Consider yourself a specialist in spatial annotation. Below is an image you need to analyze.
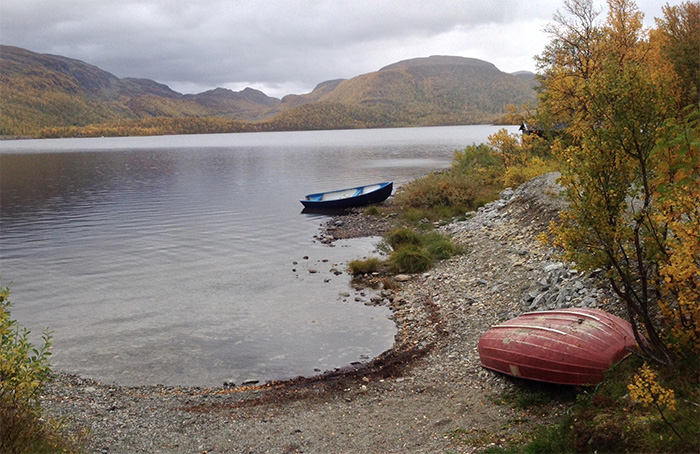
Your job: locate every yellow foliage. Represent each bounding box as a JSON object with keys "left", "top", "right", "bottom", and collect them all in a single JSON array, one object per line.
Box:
[
  {"left": 653, "top": 112, "right": 700, "bottom": 355},
  {"left": 628, "top": 363, "right": 677, "bottom": 412},
  {"left": 539, "top": 0, "right": 698, "bottom": 365}
]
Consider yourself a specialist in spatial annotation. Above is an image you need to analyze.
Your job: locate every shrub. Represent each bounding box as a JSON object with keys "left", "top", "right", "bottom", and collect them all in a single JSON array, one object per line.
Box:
[
  {"left": 394, "top": 143, "right": 506, "bottom": 222},
  {"left": 0, "top": 283, "right": 81, "bottom": 453},
  {"left": 503, "top": 156, "right": 558, "bottom": 188}
]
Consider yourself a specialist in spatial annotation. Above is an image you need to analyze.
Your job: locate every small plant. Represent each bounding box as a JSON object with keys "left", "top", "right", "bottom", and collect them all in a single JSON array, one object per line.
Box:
[
  {"left": 0, "top": 282, "right": 82, "bottom": 453},
  {"left": 422, "top": 231, "right": 461, "bottom": 259},
  {"left": 377, "top": 228, "right": 462, "bottom": 274},
  {"left": 364, "top": 205, "right": 380, "bottom": 216},
  {"left": 347, "top": 257, "right": 382, "bottom": 276},
  {"left": 385, "top": 228, "right": 422, "bottom": 249},
  {"left": 389, "top": 244, "right": 434, "bottom": 273}
]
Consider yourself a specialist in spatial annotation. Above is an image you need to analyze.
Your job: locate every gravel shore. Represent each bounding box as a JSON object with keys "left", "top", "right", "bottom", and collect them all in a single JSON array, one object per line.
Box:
[{"left": 41, "top": 172, "right": 622, "bottom": 453}]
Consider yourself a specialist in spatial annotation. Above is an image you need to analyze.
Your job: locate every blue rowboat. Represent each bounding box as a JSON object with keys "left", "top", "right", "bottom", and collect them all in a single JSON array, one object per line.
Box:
[{"left": 301, "top": 182, "right": 393, "bottom": 209}]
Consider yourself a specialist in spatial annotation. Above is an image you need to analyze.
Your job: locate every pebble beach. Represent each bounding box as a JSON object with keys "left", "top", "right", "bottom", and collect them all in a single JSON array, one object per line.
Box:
[{"left": 41, "top": 172, "right": 625, "bottom": 453}]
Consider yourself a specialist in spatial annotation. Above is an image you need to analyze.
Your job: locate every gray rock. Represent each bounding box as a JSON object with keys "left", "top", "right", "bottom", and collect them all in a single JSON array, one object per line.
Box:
[
  {"left": 581, "top": 296, "right": 597, "bottom": 307},
  {"left": 544, "top": 262, "right": 564, "bottom": 273},
  {"left": 499, "top": 188, "right": 515, "bottom": 200}
]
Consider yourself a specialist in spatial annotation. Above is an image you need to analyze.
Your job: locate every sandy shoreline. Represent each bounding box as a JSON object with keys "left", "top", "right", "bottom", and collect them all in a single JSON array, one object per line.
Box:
[{"left": 41, "top": 173, "right": 620, "bottom": 453}]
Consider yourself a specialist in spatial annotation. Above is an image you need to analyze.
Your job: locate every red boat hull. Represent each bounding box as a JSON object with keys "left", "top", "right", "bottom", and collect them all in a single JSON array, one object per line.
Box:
[{"left": 478, "top": 308, "right": 636, "bottom": 385}]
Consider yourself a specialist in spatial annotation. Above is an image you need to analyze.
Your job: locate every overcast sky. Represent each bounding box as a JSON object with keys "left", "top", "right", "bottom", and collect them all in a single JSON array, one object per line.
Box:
[{"left": 1, "top": 0, "right": 672, "bottom": 98}]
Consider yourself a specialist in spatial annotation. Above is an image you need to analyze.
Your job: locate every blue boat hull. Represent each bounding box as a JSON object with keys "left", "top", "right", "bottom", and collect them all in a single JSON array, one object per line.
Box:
[{"left": 301, "top": 182, "right": 393, "bottom": 209}]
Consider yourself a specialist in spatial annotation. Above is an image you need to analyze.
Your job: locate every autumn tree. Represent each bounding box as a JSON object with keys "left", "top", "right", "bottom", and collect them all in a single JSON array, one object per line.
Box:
[
  {"left": 653, "top": 1, "right": 700, "bottom": 109},
  {"left": 538, "top": 0, "right": 699, "bottom": 365}
]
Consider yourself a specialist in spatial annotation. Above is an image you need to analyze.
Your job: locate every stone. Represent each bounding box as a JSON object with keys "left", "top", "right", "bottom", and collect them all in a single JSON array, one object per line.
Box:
[
  {"left": 544, "top": 262, "right": 564, "bottom": 273},
  {"left": 499, "top": 188, "right": 515, "bottom": 200},
  {"left": 581, "top": 296, "right": 597, "bottom": 307},
  {"left": 531, "top": 293, "right": 547, "bottom": 309},
  {"left": 395, "top": 274, "right": 411, "bottom": 282}
]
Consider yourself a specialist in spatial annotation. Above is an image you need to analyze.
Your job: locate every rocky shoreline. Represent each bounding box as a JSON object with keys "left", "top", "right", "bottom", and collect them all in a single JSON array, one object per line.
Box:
[{"left": 41, "top": 172, "right": 623, "bottom": 453}]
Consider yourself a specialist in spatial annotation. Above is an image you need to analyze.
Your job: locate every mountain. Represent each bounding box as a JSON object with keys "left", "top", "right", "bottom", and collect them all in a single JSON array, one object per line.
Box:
[
  {"left": 0, "top": 45, "right": 279, "bottom": 136},
  {"left": 277, "top": 79, "right": 346, "bottom": 110},
  {"left": 184, "top": 87, "right": 279, "bottom": 120},
  {"left": 269, "top": 56, "right": 537, "bottom": 129},
  {"left": 511, "top": 70, "right": 538, "bottom": 89},
  {"left": 0, "top": 46, "right": 536, "bottom": 137}
]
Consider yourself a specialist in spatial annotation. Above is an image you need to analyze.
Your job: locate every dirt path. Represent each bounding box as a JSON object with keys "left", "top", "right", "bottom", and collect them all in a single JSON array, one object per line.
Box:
[{"left": 42, "top": 173, "right": 602, "bottom": 453}]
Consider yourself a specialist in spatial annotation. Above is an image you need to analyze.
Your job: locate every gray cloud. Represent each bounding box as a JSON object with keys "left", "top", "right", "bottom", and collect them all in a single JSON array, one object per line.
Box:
[{"left": 1, "top": 0, "right": 671, "bottom": 97}]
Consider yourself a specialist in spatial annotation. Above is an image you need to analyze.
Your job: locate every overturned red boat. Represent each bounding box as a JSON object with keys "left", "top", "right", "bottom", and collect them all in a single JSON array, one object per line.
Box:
[{"left": 478, "top": 308, "right": 636, "bottom": 386}]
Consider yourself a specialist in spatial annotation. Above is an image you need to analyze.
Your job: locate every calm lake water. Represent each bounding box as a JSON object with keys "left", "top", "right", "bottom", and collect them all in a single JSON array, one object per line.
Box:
[{"left": 0, "top": 125, "right": 515, "bottom": 387}]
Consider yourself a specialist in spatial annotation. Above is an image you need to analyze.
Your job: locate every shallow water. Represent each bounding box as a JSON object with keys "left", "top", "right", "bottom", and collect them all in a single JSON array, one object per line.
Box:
[{"left": 0, "top": 125, "right": 515, "bottom": 386}]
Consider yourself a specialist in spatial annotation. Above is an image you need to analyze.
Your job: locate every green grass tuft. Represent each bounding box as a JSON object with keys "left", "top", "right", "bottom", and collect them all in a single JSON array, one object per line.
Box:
[
  {"left": 385, "top": 228, "right": 422, "bottom": 249},
  {"left": 347, "top": 257, "right": 382, "bottom": 276},
  {"left": 389, "top": 244, "right": 434, "bottom": 273}
]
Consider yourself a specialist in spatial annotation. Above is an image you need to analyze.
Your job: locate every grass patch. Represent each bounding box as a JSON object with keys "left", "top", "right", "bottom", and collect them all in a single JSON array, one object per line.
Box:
[
  {"left": 349, "top": 229, "right": 462, "bottom": 277},
  {"left": 385, "top": 228, "right": 422, "bottom": 249},
  {"left": 392, "top": 137, "right": 559, "bottom": 226},
  {"left": 384, "top": 228, "right": 461, "bottom": 273},
  {"left": 485, "top": 356, "right": 700, "bottom": 454},
  {"left": 364, "top": 205, "right": 381, "bottom": 216},
  {"left": 347, "top": 257, "right": 383, "bottom": 276},
  {"left": 422, "top": 231, "right": 461, "bottom": 259},
  {"left": 389, "top": 244, "right": 434, "bottom": 273}
]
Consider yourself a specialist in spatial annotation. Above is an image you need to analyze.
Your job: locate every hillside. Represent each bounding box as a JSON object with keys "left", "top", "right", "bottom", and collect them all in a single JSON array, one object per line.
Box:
[
  {"left": 0, "top": 46, "right": 536, "bottom": 137},
  {"left": 274, "top": 56, "right": 537, "bottom": 128},
  {"left": 0, "top": 45, "right": 279, "bottom": 136}
]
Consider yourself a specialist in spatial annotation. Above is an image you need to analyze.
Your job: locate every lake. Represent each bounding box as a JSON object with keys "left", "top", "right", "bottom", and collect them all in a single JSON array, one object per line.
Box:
[{"left": 0, "top": 125, "right": 516, "bottom": 387}]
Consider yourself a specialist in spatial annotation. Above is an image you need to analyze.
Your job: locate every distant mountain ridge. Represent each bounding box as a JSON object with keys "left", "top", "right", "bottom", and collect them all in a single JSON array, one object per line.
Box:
[
  {"left": 379, "top": 55, "right": 497, "bottom": 71},
  {"left": 0, "top": 45, "right": 536, "bottom": 137}
]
